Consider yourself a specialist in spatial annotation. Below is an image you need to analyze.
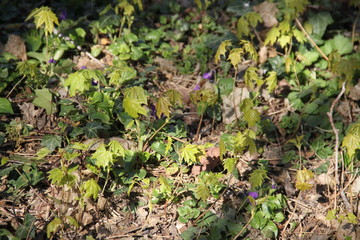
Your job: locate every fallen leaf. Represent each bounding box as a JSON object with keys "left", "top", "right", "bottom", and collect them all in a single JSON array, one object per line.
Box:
[
  {"left": 4, "top": 34, "right": 27, "bottom": 61},
  {"left": 222, "top": 87, "right": 250, "bottom": 124},
  {"left": 253, "top": 1, "right": 279, "bottom": 28}
]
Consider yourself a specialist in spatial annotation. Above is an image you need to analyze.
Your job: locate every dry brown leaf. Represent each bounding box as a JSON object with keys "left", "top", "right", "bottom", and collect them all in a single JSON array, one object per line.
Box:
[
  {"left": 191, "top": 147, "right": 221, "bottom": 175},
  {"left": 349, "top": 80, "right": 360, "bottom": 100},
  {"left": 259, "top": 46, "right": 268, "bottom": 64},
  {"left": 253, "top": 1, "right": 279, "bottom": 28},
  {"left": 222, "top": 87, "right": 249, "bottom": 124},
  {"left": 3, "top": 34, "right": 27, "bottom": 61}
]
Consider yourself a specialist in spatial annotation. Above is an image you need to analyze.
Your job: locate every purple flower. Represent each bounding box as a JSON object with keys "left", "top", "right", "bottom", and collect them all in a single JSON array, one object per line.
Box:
[
  {"left": 193, "top": 84, "right": 201, "bottom": 91},
  {"left": 48, "top": 58, "right": 56, "bottom": 64},
  {"left": 248, "top": 191, "right": 259, "bottom": 199},
  {"left": 202, "top": 71, "right": 212, "bottom": 79},
  {"left": 80, "top": 66, "right": 87, "bottom": 69},
  {"left": 271, "top": 184, "right": 277, "bottom": 189},
  {"left": 58, "top": 9, "right": 67, "bottom": 20},
  {"left": 91, "top": 79, "right": 98, "bottom": 86}
]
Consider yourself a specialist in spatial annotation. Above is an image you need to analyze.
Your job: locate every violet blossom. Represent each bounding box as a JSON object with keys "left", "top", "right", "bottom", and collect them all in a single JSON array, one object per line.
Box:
[{"left": 248, "top": 191, "right": 259, "bottom": 199}]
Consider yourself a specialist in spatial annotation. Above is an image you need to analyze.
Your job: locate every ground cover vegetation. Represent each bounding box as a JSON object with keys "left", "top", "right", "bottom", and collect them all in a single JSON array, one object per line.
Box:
[{"left": 0, "top": 0, "right": 359, "bottom": 239}]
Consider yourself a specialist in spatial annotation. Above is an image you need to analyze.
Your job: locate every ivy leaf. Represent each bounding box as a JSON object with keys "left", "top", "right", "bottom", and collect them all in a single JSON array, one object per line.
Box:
[
  {"left": 156, "top": 96, "right": 172, "bottom": 118},
  {"left": 295, "top": 168, "right": 314, "bottom": 191},
  {"left": 26, "top": 7, "right": 59, "bottom": 36},
  {"left": 165, "top": 89, "right": 183, "bottom": 107},
  {"left": 265, "top": 71, "right": 277, "bottom": 93},
  {"left": 83, "top": 122, "right": 105, "bottom": 138},
  {"left": 46, "top": 217, "right": 62, "bottom": 238},
  {"left": 41, "top": 135, "right": 62, "bottom": 152},
  {"left": 0, "top": 98, "right": 14, "bottom": 114},
  {"left": 123, "top": 98, "right": 148, "bottom": 118},
  {"left": 214, "top": 40, "right": 232, "bottom": 64},
  {"left": 81, "top": 179, "right": 101, "bottom": 200},
  {"left": 179, "top": 144, "right": 204, "bottom": 165},
  {"left": 265, "top": 27, "right": 280, "bottom": 46},
  {"left": 332, "top": 35, "right": 353, "bottom": 55},
  {"left": 33, "top": 89, "right": 57, "bottom": 114},
  {"left": 249, "top": 169, "right": 268, "bottom": 189},
  {"left": 308, "top": 12, "right": 334, "bottom": 39},
  {"left": 92, "top": 145, "right": 113, "bottom": 170},
  {"left": 228, "top": 48, "right": 243, "bottom": 70}
]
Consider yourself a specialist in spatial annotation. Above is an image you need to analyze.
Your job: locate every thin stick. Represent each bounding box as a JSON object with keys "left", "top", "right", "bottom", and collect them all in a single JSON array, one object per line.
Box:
[
  {"left": 6, "top": 75, "right": 26, "bottom": 98},
  {"left": 326, "top": 81, "right": 346, "bottom": 210},
  {"left": 295, "top": 18, "right": 329, "bottom": 61}
]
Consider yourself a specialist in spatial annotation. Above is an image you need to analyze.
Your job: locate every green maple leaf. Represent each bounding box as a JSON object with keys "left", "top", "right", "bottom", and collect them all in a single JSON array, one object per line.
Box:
[
  {"left": 124, "top": 86, "right": 148, "bottom": 104},
  {"left": 81, "top": 179, "right": 101, "bottom": 200},
  {"left": 285, "top": 0, "right": 309, "bottom": 15},
  {"left": 293, "top": 28, "right": 306, "bottom": 43},
  {"left": 92, "top": 145, "right": 113, "bottom": 170},
  {"left": 265, "top": 71, "right": 277, "bottom": 92},
  {"left": 249, "top": 169, "right": 268, "bottom": 189},
  {"left": 46, "top": 217, "right": 62, "bottom": 238},
  {"left": 165, "top": 89, "right": 183, "bottom": 107},
  {"left": 214, "top": 40, "right": 232, "bottom": 64},
  {"left": 48, "top": 168, "right": 65, "bottom": 186},
  {"left": 265, "top": 27, "right": 280, "bottom": 46},
  {"left": 241, "top": 40, "right": 258, "bottom": 61},
  {"left": 342, "top": 133, "right": 360, "bottom": 158},
  {"left": 295, "top": 168, "right": 314, "bottom": 191},
  {"left": 246, "top": 12, "right": 263, "bottom": 27},
  {"left": 26, "top": 6, "right": 59, "bottom": 36},
  {"left": 123, "top": 98, "right": 148, "bottom": 118},
  {"left": 108, "top": 140, "right": 126, "bottom": 157},
  {"left": 108, "top": 66, "right": 136, "bottom": 87},
  {"left": 237, "top": 17, "right": 250, "bottom": 37},
  {"left": 33, "top": 89, "right": 57, "bottom": 114},
  {"left": 244, "top": 67, "right": 260, "bottom": 89},
  {"left": 41, "top": 134, "right": 62, "bottom": 152},
  {"left": 228, "top": 48, "right": 243, "bottom": 69},
  {"left": 195, "top": 181, "right": 210, "bottom": 201},
  {"left": 179, "top": 144, "right": 204, "bottom": 165},
  {"left": 159, "top": 176, "right": 172, "bottom": 195},
  {"left": 64, "top": 71, "right": 91, "bottom": 97},
  {"left": 277, "top": 35, "right": 292, "bottom": 48},
  {"left": 279, "top": 20, "right": 291, "bottom": 33},
  {"left": 223, "top": 158, "right": 236, "bottom": 174},
  {"left": 244, "top": 108, "right": 260, "bottom": 127},
  {"left": 156, "top": 96, "right": 172, "bottom": 118}
]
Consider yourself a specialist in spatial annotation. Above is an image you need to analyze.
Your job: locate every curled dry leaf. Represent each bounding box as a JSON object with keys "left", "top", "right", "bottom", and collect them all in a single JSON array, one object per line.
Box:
[
  {"left": 253, "top": 1, "right": 279, "bottom": 28},
  {"left": 191, "top": 147, "right": 221, "bottom": 175},
  {"left": 4, "top": 34, "right": 27, "bottom": 61}
]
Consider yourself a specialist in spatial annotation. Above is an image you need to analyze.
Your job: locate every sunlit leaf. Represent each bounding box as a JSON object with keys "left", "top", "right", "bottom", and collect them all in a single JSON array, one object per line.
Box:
[
  {"left": 214, "top": 40, "right": 232, "bottom": 64},
  {"left": 244, "top": 108, "right": 260, "bottom": 127},
  {"left": 293, "top": 29, "right": 306, "bottom": 43},
  {"left": 265, "top": 27, "right": 280, "bottom": 46},
  {"left": 228, "top": 48, "right": 243, "bottom": 69},
  {"left": 249, "top": 169, "right": 268, "bottom": 189},
  {"left": 246, "top": 12, "right": 263, "bottom": 27},
  {"left": 277, "top": 35, "right": 292, "bottom": 48},
  {"left": 165, "top": 89, "right": 183, "bottom": 107},
  {"left": 81, "top": 179, "right": 101, "bottom": 200},
  {"left": 237, "top": 17, "right": 250, "bottom": 38},
  {"left": 241, "top": 40, "right": 258, "bottom": 61},
  {"left": 265, "top": 71, "right": 277, "bottom": 92},
  {"left": 179, "top": 144, "right": 204, "bottom": 165},
  {"left": 92, "top": 145, "right": 113, "bottom": 170},
  {"left": 108, "top": 140, "right": 126, "bottom": 157},
  {"left": 156, "top": 96, "right": 172, "bottom": 118},
  {"left": 26, "top": 7, "right": 59, "bottom": 36},
  {"left": 295, "top": 168, "right": 314, "bottom": 191},
  {"left": 223, "top": 158, "right": 236, "bottom": 174},
  {"left": 244, "top": 67, "right": 260, "bottom": 89},
  {"left": 195, "top": 181, "right": 210, "bottom": 201},
  {"left": 64, "top": 71, "right": 91, "bottom": 97},
  {"left": 46, "top": 217, "right": 62, "bottom": 238},
  {"left": 123, "top": 98, "right": 148, "bottom": 118},
  {"left": 33, "top": 89, "right": 57, "bottom": 114}
]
